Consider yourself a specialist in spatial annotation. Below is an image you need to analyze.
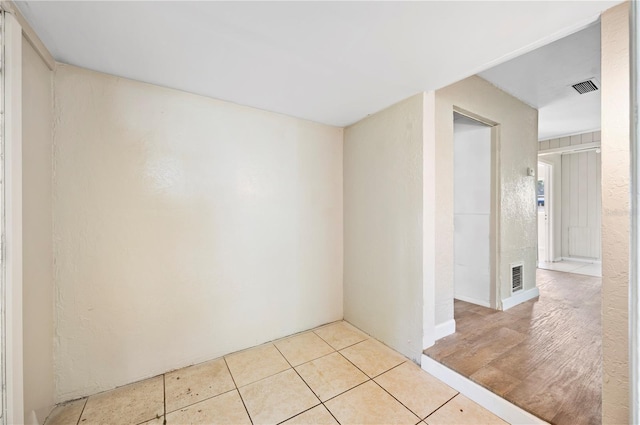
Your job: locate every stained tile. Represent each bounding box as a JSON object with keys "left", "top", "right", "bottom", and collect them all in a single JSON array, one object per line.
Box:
[
  {"left": 295, "top": 352, "right": 368, "bottom": 401},
  {"left": 324, "top": 380, "right": 419, "bottom": 425},
  {"left": 313, "top": 321, "right": 368, "bottom": 350},
  {"left": 469, "top": 365, "right": 521, "bottom": 396},
  {"left": 45, "top": 398, "right": 86, "bottom": 425},
  {"left": 274, "top": 332, "right": 335, "bottom": 366},
  {"left": 79, "top": 376, "right": 164, "bottom": 425},
  {"left": 424, "top": 394, "right": 508, "bottom": 425},
  {"left": 281, "top": 405, "right": 339, "bottom": 425},
  {"left": 225, "top": 343, "right": 290, "bottom": 387},
  {"left": 165, "top": 357, "right": 235, "bottom": 412},
  {"left": 165, "top": 390, "right": 251, "bottom": 425},
  {"left": 238, "top": 369, "right": 320, "bottom": 424},
  {"left": 140, "top": 417, "right": 164, "bottom": 425},
  {"left": 375, "top": 362, "right": 458, "bottom": 419},
  {"left": 339, "top": 339, "right": 406, "bottom": 377}
]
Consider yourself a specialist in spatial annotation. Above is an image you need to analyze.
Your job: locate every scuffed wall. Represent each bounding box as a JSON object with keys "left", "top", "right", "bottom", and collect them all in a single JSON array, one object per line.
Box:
[
  {"left": 343, "top": 93, "right": 424, "bottom": 362},
  {"left": 601, "top": 2, "right": 630, "bottom": 422},
  {"left": 22, "top": 36, "right": 54, "bottom": 423},
  {"left": 53, "top": 64, "right": 343, "bottom": 401},
  {"left": 434, "top": 76, "right": 538, "bottom": 325}
]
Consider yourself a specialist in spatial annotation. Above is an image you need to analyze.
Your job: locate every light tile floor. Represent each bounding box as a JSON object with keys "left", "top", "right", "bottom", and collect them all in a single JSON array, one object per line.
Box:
[
  {"left": 537, "top": 260, "right": 601, "bottom": 277},
  {"left": 45, "top": 321, "right": 508, "bottom": 425}
]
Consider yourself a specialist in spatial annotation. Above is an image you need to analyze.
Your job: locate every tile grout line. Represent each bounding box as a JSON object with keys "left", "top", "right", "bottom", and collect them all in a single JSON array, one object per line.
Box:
[
  {"left": 321, "top": 378, "right": 372, "bottom": 404},
  {"left": 164, "top": 387, "right": 238, "bottom": 416},
  {"left": 223, "top": 357, "right": 254, "bottom": 425},
  {"left": 312, "top": 331, "right": 369, "bottom": 352},
  {"left": 74, "top": 397, "right": 89, "bottom": 425},
  {"left": 271, "top": 344, "right": 326, "bottom": 424},
  {"left": 423, "top": 393, "right": 460, "bottom": 421},
  {"left": 370, "top": 370, "right": 422, "bottom": 423}
]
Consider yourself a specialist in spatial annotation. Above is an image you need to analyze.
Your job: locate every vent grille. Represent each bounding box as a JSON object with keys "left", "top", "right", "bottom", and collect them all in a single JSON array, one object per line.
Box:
[
  {"left": 511, "top": 263, "right": 523, "bottom": 293},
  {"left": 572, "top": 80, "right": 599, "bottom": 94}
]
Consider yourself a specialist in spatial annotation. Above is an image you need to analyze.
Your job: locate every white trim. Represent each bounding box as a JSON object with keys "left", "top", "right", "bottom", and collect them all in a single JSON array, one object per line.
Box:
[
  {"left": 538, "top": 141, "right": 601, "bottom": 156},
  {"left": 421, "top": 355, "right": 549, "bottom": 425},
  {"left": 434, "top": 319, "right": 456, "bottom": 340},
  {"left": 502, "top": 287, "right": 539, "bottom": 311},
  {"left": 537, "top": 128, "right": 601, "bottom": 142},
  {"left": 4, "top": 12, "right": 23, "bottom": 425},
  {"left": 422, "top": 91, "right": 437, "bottom": 351},
  {"left": 453, "top": 295, "right": 490, "bottom": 308},
  {"left": 0, "top": 1, "right": 54, "bottom": 71},
  {"left": 630, "top": 2, "right": 639, "bottom": 423},
  {"left": 537, "top": 161, "right": 553, "bottom": 263},
  {"left": 560, "top": 257, "right": 601, "bottom": 264}
]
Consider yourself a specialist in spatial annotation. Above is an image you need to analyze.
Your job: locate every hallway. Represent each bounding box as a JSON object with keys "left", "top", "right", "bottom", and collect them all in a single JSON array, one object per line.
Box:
[{"left": 424, "top": 269, "right": 601, "bottom": 424}]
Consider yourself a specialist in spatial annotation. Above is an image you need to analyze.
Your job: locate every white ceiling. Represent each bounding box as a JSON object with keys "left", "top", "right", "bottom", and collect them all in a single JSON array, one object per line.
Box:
[
  {"left": 17, "top": 1, "right": 620, "bottom": 128},
  {"left": 480, "top": 22, "right": 602, "bottom": 140}
]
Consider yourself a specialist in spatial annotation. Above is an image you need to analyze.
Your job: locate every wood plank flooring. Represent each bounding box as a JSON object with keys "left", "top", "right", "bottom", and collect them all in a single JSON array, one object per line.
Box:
[{"left": 424, "top": 269, "right": 601, "bottom": 425}]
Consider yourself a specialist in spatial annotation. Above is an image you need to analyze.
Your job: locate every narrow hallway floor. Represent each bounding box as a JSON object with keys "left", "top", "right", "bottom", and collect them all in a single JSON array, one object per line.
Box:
[
  {"left": 537, "top": 260, "right": 601, "bottom": 277},
  {"left": 424, "top": 269, "right": 601, "bottom": 425},
  {"left": 46, "top": 321, "right": 508, "bottom": 425}
]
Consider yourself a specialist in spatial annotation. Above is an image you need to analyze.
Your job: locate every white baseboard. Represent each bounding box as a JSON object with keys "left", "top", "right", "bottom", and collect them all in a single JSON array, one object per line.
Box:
[
  {"left": 434, "top": 319, "right": 456, "bottom": 340},
  {"left": 421, "top": 355, "right": 548, "bottom": 424},
  {"left": 560, "top": 257, "right": 601, "bottom": 264},
  {"left": 502, "top": 287, "right": 539, "bottom": 311},
  {"left": 453, "top": 295, "right": 491, "bottom": 308}
]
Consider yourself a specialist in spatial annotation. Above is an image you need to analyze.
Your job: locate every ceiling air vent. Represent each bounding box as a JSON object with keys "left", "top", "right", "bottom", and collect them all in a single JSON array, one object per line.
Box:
[{"left": 572, "top": 80, "right": 599, "bottom": 94}]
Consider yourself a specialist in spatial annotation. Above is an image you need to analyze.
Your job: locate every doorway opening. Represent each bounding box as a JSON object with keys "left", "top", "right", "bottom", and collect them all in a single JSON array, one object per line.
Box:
[
  {"left": 537, "top": 161, "right": 552, "bottom": 264},
  {"left": 453, "top": 111, "right": 497, "bottom": 309}
]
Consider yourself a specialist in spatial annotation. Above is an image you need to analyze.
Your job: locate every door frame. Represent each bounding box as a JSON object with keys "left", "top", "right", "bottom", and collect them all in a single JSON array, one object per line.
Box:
[
  {"left": 537, "top": 160, "right": 553, "bottom": 263},
  {"left": 4, "top": 11, "right": 23, "bottom": 425}
]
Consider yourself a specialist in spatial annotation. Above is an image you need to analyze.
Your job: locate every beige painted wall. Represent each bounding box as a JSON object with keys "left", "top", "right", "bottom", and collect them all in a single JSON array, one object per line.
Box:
[
  {"left": 22, "top": 37, "right": 54, "bottom": 423},
  {"left": 343, "top": 93, "right": 424, "bottom": 362},
  {"left": 53, "top": 64, "right": 344, "bottom": 401},
  {"left": 601, "top": 2, "right": 630, "bottom": 422},
  {"left": 434, "top": 76, "right": 538, "bottom": 325}
]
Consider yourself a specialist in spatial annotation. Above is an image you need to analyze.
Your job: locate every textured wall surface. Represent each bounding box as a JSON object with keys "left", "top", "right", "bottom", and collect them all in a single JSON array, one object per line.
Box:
[
  {"left": 601, "top": 2, "right": 630, "bottom": 422},
  {"left": 434, "top": 76, "right": 538, "bottom": 325},
  {"left": 53, "top": 64, "right": 344, "bottom": 401},
  {"left": 343, "top": 93, "right": 424, "bottom": 362},
  {"left": 22, "top": 36, "right": 54, "bottom": 422}
]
